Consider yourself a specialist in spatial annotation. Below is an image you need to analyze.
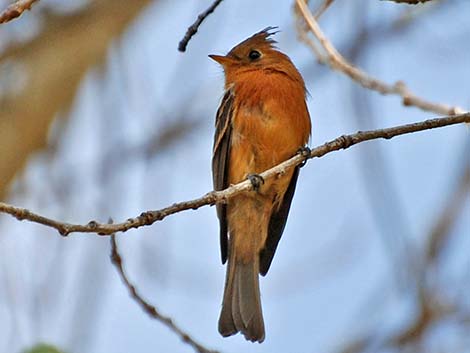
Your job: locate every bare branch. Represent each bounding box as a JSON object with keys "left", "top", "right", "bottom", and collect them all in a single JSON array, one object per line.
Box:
[
  {"left": 110, "top": 235, "right": 219, "bottom": 353},
  {"left": 295, "top": 0, "right": 465, "bottom": 116},
  {"left": 178, "top": 0, "right": 224, "bottom": 52},
  {"left": 0, "top": 0, "right": 38, "bottom": 24},
  {"left": 0, "top": 113, "right": 468, "bottom": 236}
]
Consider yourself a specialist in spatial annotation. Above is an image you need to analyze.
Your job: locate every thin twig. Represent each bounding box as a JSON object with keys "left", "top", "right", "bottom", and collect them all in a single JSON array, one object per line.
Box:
[
  {"left": 178, "top": 0, "right": 224, "bottom": 52},
  {"left": 0, "top": 112, "right": 469, "bottom": 236},
  {"left": 295, "top": 0, "right": 465, "bottom": 116},
  {"left": 110, "top": 235, "right": 220, "bottom": 353},
  {"left": 0, "top": 0, "right": 39, "bottom": 24}
]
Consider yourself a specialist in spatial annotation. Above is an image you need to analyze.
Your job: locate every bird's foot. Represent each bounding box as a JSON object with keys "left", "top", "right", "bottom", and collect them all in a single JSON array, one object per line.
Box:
[
  {"left": 297, "top": 146, "right": 311, "bottom": 168},
  {"left": 247, "top": 173, "right": 264, "bottom": 191}
]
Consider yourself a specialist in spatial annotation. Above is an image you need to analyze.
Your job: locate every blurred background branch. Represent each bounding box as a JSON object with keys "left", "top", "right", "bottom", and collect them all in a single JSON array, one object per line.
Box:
[
  {"left": 294, "top": 0, "right": 466, "bottom": 115},
  {"left": 0, "top": 0, "right": 152, "bottom": 200}
]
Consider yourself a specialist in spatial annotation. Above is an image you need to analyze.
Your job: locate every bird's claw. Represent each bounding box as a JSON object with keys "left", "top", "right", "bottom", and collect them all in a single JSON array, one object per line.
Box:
[
  {"left": 247, "top": 173, "right": 264, "bottom": 191},
  {"left": 297, "top": 146, "right": 311, "bottom": 168}
]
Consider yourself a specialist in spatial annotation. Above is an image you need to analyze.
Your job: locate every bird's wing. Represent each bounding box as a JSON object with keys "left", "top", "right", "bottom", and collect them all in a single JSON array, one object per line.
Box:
[
  {"left": 259, "top": 166, "right": 300, "bottom": 276},
  {"left": 212, "top": 88, "right": 235, "bottom": 264}
]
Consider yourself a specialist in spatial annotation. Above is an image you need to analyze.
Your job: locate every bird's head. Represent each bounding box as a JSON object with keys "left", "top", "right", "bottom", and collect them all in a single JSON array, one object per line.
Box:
[{"left": 209, "top": 27, "right": 300, "bottom": 81}]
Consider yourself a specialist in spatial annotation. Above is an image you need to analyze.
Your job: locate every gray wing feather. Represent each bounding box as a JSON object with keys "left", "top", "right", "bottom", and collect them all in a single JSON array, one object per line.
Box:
[
  {"left": 212, "top": 89, "right": 235, "bottom": 264},
  {"left": 259, "top": 166, "right": 300, "bottom": 276}
]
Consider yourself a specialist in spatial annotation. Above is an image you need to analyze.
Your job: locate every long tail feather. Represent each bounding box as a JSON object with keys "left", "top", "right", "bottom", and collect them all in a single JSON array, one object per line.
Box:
[{"left": 218, "top": 251, "right": 265, "bottom": 342}]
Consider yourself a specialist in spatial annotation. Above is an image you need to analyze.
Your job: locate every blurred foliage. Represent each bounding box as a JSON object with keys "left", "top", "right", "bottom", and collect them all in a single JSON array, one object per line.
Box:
[
  {"left": 0, "top": 0, "right": 151, "bottom": 200},
  {"left": 22, "top": 343, "right": 65, "bottom": 353}
]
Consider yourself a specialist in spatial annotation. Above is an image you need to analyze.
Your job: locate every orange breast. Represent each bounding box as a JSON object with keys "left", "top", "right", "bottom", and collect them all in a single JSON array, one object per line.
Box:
[{"left": 228, "top": 69, "right": 311, "bottom": 185}]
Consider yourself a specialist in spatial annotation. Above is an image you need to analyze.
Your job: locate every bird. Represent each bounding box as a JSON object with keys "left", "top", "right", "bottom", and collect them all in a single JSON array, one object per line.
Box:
[{"left": 209, "top": 27, "right": 312, "bottom": 343}]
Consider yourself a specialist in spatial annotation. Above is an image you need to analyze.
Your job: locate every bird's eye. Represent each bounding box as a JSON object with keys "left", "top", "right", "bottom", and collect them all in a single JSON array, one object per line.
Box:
[{"left": 248, "top": 50, "right": 261, "bottom": 60}]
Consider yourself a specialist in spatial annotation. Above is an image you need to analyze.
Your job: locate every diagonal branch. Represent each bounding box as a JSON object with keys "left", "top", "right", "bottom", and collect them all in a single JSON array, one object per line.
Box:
[
  {"left": 0, "top": 0, "right": 39, "bottom": 24},
  {"left": 295, "top": 0, "right": 465, "bottom": 116},
  {"left": 110, "top": 235, "right": 220, "bottom": 353},
  {"left": 178, "top": 0, "right": 224, "bottom": 52},
  {"left": 0, "top": 113, "right": 469, "bottom": 236}
]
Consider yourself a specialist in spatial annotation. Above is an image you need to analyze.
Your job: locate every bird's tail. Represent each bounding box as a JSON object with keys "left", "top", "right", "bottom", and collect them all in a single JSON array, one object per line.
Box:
[{"left": 218, "top": 248, "right": 265, "bottom": 343}]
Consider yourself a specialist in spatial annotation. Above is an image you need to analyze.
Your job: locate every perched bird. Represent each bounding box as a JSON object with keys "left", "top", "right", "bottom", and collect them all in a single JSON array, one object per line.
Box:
[{"left": 209, "top": 27, "right": 311, "bottom": 343}]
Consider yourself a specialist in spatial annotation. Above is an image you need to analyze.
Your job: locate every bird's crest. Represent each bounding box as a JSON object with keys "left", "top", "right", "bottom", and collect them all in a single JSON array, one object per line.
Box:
[
  {"left": 229, "top": 26, "right": 279, "bottom": 55},
  {"left": 246, "top": 26, "right": 279, "bottom": 47}
]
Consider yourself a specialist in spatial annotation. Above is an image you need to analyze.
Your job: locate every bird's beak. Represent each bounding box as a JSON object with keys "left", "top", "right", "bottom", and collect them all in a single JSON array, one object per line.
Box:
[{"left": 209, "top": 54, "right": 234, "bottom": 66}]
